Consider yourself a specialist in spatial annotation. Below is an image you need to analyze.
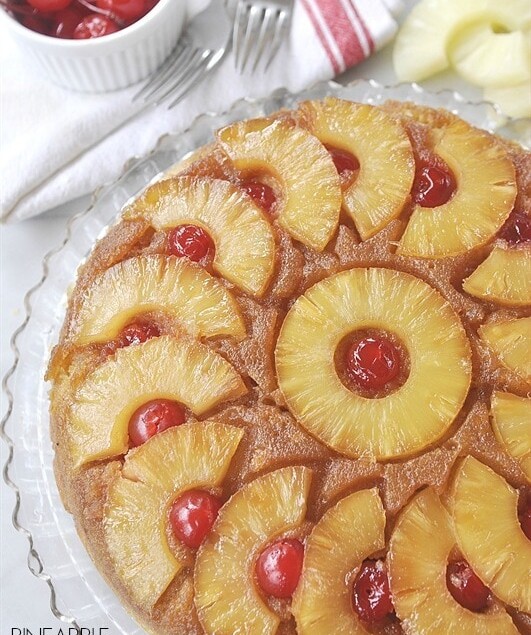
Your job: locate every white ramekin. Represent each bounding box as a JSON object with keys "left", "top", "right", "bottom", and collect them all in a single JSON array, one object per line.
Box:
[{"left": 0, "top": 0, "right": 187, "bottom": 92}]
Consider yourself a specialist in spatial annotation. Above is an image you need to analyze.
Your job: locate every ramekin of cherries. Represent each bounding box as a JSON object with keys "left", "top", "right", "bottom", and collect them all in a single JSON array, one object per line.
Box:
[{"left": 0, "top": 0, "right": 187, "bottom": 91}]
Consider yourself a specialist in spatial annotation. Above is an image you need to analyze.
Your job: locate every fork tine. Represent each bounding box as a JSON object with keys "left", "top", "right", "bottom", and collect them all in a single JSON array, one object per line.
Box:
[
  {"left": 263, "top": 8, "right": 288, "bottom": 71},
  {"left": 232, "top": 0, "right": 246, "bottom": 71},
  {"left": 140, "top": 45, "right": 197, "bottom": 103},
  {"left": 167, "top": 50, "right": 216, "bottom": 109},
  {"left": 236, "top": 4, "right": 263, "bottom": 73},
  {"left": 133, "top": 38, "right": 189, "bottom": 102},
  {"left": 251, "top": 6, "right": 275, "bottom": 73},
  {"left": 150, "top": 48, "right": 209, "bottom": 105}
]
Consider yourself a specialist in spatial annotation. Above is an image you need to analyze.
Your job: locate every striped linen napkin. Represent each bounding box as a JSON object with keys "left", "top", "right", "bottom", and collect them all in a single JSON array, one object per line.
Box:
[{"left": 0, "top": 0, "right": 403, "bottom": 222}]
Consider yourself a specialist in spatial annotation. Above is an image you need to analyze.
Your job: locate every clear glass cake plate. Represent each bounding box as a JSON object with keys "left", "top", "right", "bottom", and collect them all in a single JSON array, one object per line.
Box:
[{"left": 2, "top": 79, "right": 530, "bottom": 634}]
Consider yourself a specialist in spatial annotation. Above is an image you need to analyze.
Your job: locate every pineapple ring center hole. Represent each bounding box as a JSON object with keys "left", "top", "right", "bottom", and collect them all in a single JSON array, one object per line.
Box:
[
  {"left": 335, "top": 329, "right": 411, "bottom": 398},
  {"left": 325, "top": 145, "right": 360, "bottom": 188},
  {"left": 239, "top": 172, "right": 279, "bottom": 216}
]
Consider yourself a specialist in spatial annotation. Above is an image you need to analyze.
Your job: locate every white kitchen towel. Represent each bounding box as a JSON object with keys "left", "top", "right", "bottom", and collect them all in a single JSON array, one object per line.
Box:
[{"left": 0, "top": 0, "right": 402, "bottom": 222}]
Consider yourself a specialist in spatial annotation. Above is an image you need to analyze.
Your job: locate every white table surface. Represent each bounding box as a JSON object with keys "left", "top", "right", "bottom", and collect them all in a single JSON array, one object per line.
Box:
[{"left": 0, "top": 2, "right": 483, "bottom": 631}]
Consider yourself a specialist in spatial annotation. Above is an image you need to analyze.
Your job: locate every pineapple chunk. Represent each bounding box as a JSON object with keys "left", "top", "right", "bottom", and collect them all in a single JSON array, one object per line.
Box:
[
  {"left": 194, "top": 466, "right": 311, "bottom": 635},
  {"left": 449, "top": 23, "right": 531, "bottom": 88},
  {"left": 275, "top": 268, "right": 471, "bottom": 460},
  {"left": 292, "top": 488, "right": 385, "bottom": 634},
  {"left": 452, "top": 456, "right": 531, "bottom": 612},
  {"left": 388, "top": 488, "right": 518, "bottom": 634},
  {"left": 463, "top": 246, "right": 531, "bottom": 306},
  {"left": 398, "top": 120, "right": 516, "bottom": 258},
  {"left": 123, "top": 177, "right": 276, "bottom": 296},
  {"left": 217, "top": 118, "right": 341, "bottom": 252},
  {"left": 485, "top": 82, "right": 531, "bottom": 119},
  {"left": 393, "top": 0, "right": 531, "bottom": 82},
  {"left": 72, "top": 255, "right": 245, "bottom": 345},
  {"left": 298, "top": 99, "right": 415, "bottom": 240},
  {"left": 104, "top": 422, "right": 243, "bottom": 609},
  {"left": 479, "top": 317, "right": 531, "bottom": 381},
  {"left": 491, "top": 392, "right": 531, "bottom": 482},
  {"left": 70, "top": 336, "right": 246, "bottom": 467}
]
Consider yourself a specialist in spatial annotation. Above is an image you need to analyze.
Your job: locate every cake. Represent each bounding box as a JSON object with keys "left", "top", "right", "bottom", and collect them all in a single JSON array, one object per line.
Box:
[{"left": 47, "top": 97, "right": 531, "bottom": 635}]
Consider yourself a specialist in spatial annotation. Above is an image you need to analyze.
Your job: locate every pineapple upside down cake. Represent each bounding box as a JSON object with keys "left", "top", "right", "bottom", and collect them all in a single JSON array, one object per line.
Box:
[{"left": 47, "top": 98, "right": 531, "bottom": 635}]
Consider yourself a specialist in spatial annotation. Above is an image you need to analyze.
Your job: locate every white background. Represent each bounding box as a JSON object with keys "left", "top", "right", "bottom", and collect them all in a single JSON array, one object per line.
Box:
[{"left": 0, "top": 0, "right": 482, "bottom": 632}]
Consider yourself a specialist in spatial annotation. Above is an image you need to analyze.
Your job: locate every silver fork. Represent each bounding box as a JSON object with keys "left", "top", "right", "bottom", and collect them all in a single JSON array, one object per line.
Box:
[
  {"left": 134, "top": 0, "right": 233, "bottom": 109},
  {"left": 232, "top": 0, "right": 292, "bottom": 73}
]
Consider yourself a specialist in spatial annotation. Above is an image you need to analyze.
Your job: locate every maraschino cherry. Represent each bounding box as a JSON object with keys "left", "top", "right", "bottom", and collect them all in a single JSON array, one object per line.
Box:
[
  {"left": 256, "top": 538, "right": 304, "bottom": 598},
  {"left": 413, "top": 163, "right": 456, "bottom": 208},
  {"left": 168, "top": 225, "right": 215, "bottom": 262},
  {"left": 326, "top": 146, "right": 360, "bottom": 180},
  {"left": 103, "top": 319, "right": 160, "bottom": 355},
  {"left": 499, "top": 210, "right": 531, "bottom": 245},
  {"left": 27, "top": 0, "right": 72, "bottom": 10},
  {"left": 96, "top": 0, "right": 145, "bottom": 22},
  {"left": 169, "top": 490, "right": 222, "bottom": 549},
  {"left": 345, "top": 337, "right": 401, "bottom": 391},
  {"left": 352, "top": 559, "right": 394, "bottom": 623},
  {"left": 73, "top": 13, "right": 119, "bottom": 38},
  {"left": 241, "top": 181, "right": 277, "bottom": 214},
  {"left": 446, "top": 560, "right": 490, "bottom": 612},
  {"left": 128, "top": 399, "right": 185, "bottom": 447}
]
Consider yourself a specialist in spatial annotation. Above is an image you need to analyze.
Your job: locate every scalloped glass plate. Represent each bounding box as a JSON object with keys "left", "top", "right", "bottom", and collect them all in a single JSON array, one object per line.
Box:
[{"left": 2, "top": 79, "right": 530, "bottom": 634}]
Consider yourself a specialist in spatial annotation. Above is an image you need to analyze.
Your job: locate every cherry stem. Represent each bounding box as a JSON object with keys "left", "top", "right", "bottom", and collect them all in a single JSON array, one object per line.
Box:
[{"left": 75, "top": 0, "right": 126, "bottom": 25}]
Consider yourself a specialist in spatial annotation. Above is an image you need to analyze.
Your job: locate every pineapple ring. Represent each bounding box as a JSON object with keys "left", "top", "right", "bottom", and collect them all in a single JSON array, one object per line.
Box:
[
  {"left": 69, "top": 335, "right": 246, "bottom": 467},
  {"left": 275, "top": 268, "right": 472, "bottom": 460},
  {"left": 491, "top": 392, "right": 531, "bottom": 482},
  {"left": 398, "top": 120, "right": 516, "bottom": 259},
  {"left": 104, "top": 421, "right": 244, "bottom": 609},
  {"left": 217, "top": 117, "right": 342, "bottom": 252},
  {"left": 124, "top": 177, "right": 276, "bottom": 296},
  {"left": 388, "top": 488, "right": 519, "bottom": 634},
  {"left": 194, "top": 466, "right": 311, "bottom": 635},
  {"left": 463, "top": 246, "right": 531, "bottom": 306},
  {"left": 72, "top": 255, "right": 246, "bottom": 345},
  {"left": 292, "top": 488, "right": 385, "bottom": 634},
  {"left": 452, "top": 456, "right": 531, "bottom": 613},
  {"left": 298, "top": 98, "right": 415, "bottom": 241},
  {"left": 479, "top": 317, "right": 531, "bottom": 381}
]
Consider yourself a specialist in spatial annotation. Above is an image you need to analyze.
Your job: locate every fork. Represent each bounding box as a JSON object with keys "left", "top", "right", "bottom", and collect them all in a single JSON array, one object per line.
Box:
[
  {"left": 232, "top": 0, "right": 292, "bottom": 73},
  {"left": 134, "top": 0, "right": 233, "bottom": 109}
]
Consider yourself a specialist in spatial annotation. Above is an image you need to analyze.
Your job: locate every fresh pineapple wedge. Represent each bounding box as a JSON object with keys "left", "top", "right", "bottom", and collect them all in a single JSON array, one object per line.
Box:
[
  {"left": 393, "top": 0, "right": 531, "bottom": 82},
  {"left": 297, "top": 99, "right": 415, "bottom": 240},
  {"left": 452, "top": 456, "right": 531, "bottom": 612},
  {"left": 104, "top": 422, "right": 243, "bottom": 609},
  {"left": 292, "top": 488, "right": 385, "bottom": 634},
  {"left": 194, "top": 466, "right": 311, "bottom": 635},
  {"left": 398, "top": 120, "right": 516, "bottom": 258},
  {"left": 463, "top": 246, "right": 531, "bottom": 306},
  {"left": 491, "top": 391, "right": 531, "bottom": 481},
  {"left": 484, "top": 82, "right": 531, "bottom": 119},
  {"left": 217, "top": 118, "right": 341, "bottom": 252},
  {"left": 70, "top": 336, "right": 246, "bottom": 467},
  {"left": 72, "top": 255, "right": 245, "bottom": 345},
  {"left": 388, "top": 487, "right": 518, "bottom": 634},
  {"left": 479, "top": 317, "right": 531, "bottom": 381},
  {"left": 123, "top": 177, "right": 276, "bottom": 296},
  {"left": 275, "top": 268, "right": 471, "bottom": 460}
]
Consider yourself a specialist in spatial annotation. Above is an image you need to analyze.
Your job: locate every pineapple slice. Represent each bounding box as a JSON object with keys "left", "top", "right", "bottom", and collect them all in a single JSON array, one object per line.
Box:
[
  {"left": 393, "top": 0, "right": 531, "bottom": 82},
  {"left": 491, "top": 391, "right": 531, "bottom": 481},
  {"left": 194, "top": 466, "right": 311, "bottom": 635},
  {"left": 70, "top": 335, "right": 246, "bottom": 467},
  {"left": 104, "top": 421, "right": 243, "bottom": 609},
  {"left": 298, "top": 99, "right": 415, "bottom": 240},
  {"left": 123, "top": 177, "right": 276, "bottom": 296},
  {"left": 484, "top": 82, "right": 531, "bottom": 119},
  {"left": 479, "top": 317, "right": 531, "bottom": 380},
  {"left": 72, "top": 255, "right": 245, "bottom": 345},
  {"left": 275, "top": 268, "right": 471, "bottom": 460},
  {"left": 463, "top": 246, "right": 531, "bottom": 306},
  {"left": 292, "top": 488, "right": 385, "bottom": 634},
  {"left": 452, "top": 456, "right": 531, "bottom": 612},
  {"left": 398, "top": 120, "right": 516, "bottom": 258},
  {"left": 388, "top": 488, "right": 518, "bottom": 634},
  {"left": 217, "top": 117, "right": 341, "bottom": 252}
]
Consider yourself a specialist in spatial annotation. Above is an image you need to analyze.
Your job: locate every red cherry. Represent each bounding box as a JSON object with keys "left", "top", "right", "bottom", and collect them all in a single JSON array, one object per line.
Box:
[
  {"left": 54, "top": 5, "right": 88, "bottom": 38},
  {"left": 255, "top": 538, "right": 304, "bottom": 598},
  {"left": 168, "top": 225, "right": 215, "bottom": 262},
  {"left": 413, "top": 164, "right": 456, "bottom": 208},
  {"left": 352, "top": 559, "right": 394, "bottom": 623},
  {"left": 240, "top": 181, "right": 277, "bottom": 214},
  {"left": 119, "top": 320, "right": 160, "bottom": 346},
  {"left": 345, "top": 337, "right": 401, "bottom": 391},
  {"left": 169, "top": 490, "right": 222, "bottom": 549},
  {"left": 96, "top": 0, "right": 146, "bottom": 22},
  {"left": 326, "top": 146, "right": 360, "bottom": 179},
  {"left": 27, "top": 0, "right": 72, "bottom": 11},
  {"left": 128, "top": 399, "right": 185, "bottom": 447},
  {"left": 446, "top": 560, "right": 490, "bottom": 612},
  {"left": 73, "top": 13, "right": 119, "bottom": 38},
  {"left": 21, "top": 11, "right": 53, "bottom": 35},
  {"left": 499, "top": 210, "right": 531, "bottom": 245}
]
